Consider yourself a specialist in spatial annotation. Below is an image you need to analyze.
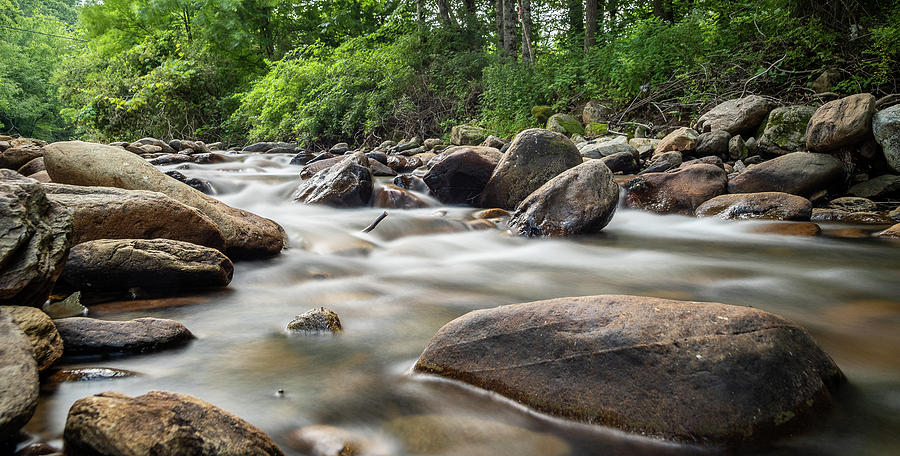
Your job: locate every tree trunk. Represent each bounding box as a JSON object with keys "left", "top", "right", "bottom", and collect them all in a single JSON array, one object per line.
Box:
[
  {"left": 585, "top": 0, "right": 597, "bottom": 51},
  {"left": 437, "top": 0, "right": 457, "bottom": 27},
  {"left": 496, "top": 0, "right": 504, "bottom": 51},
  {"left": 502, "top": 0, "right": 517, "bottom": 59},
  {"left": 568, "top": 0, "right": 584, "bottom": 44},
  {"left": 520, "top": 0, "right": 534, "bottom": 64},
  {"left": 417, "top": 0, "right": 425, "bottom": 33}
]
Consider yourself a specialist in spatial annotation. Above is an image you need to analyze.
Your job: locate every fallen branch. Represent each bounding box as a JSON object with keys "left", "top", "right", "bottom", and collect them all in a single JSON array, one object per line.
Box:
[{"left": 362, "top": 211, "right": 388, "bottom": 233}]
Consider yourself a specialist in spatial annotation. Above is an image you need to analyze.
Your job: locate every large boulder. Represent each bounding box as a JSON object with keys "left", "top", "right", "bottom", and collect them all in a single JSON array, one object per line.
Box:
[
  {"left": 0, "top": 146, "right": 43, "bottom": 170},
  {"left": 479, "top": 129, "right": 582, "bottom": 209},
  {"left": 623, "top": 164, "right": 727, "bottom": 215},
  {"left": 0, "top": 170, "right": 72, "bottom": 307},
  {"left": 873, "top": 104, "right": 900, "bottom": 173},
  {"left": 414, "top": 295, "right": 844, "bottom": 444},
  {"left": 0, "top": 311, "right": 39, "bottom": 445},
  {"left": 727, "top": 152, "right": 847, "bottom": 197},
  {"left": 64, "top": 390, "right": 283, "bottom": 455},
  {"left": 806, "top": 93, "right": 876, "bottom": 152},
  {"left": 423, "top": 146, "right": 501, "bottom": 205},
  {"left": 292, "top": 152, "right": 373, "bottom": 207},
  {"left": 757, "top": 105, "right": 817, "bottom": 155},
  {"left": 42, "top": 141, "right": 284, "bottom": 259},
  {"left": 695, "top": 95, "right": 776, "bottom": 133},
  {"left": 58, "top": 239, "right": 233, "bottom": 295},
  {"left": 695, "top": 192, "right": 812, "bottom": 221},
  {"left": 54, "top": 317, "right": 194, "bottom": 356},
  {"left": 509, "top": 160, "right": 618, "bottom": 237},
  {"left": 847, "top": 174, "right": 900, "bottom": 200},
  {"left": 1, "top": 306, "right": 63, "bottom": 371},
  {"left": 546, "top": 113, "right": 585, "bottom": 136},
  {"left": 451, "top": 125, "right": 488, "bottom": 146},
  {"left": 43, "top": 184, "right": 225, "bottom": 251}
]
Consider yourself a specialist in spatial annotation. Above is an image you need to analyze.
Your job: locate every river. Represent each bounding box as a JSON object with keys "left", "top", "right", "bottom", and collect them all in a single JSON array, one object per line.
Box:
[{"left": 25, "top": 151, "right": 900, "bottom": 455}]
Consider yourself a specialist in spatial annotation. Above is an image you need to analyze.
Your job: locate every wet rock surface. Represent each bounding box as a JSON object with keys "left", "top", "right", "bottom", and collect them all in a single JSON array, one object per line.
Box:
[
  {"left": 58, "top": 239, "right": 234, "bottom": 294},
  {"left": 623, "top": 164, "right": 728, "bottom": 215},
  {"left": 0, "top": 311, "right": 39, "bottom": 445},
  {"left": 509, "top": 160, "right": 619, "bottom": 237},
  {"left": 424, "top": 146, "right": 501, "bottom": 205},
  {"left": 286, "top": 307, "right": 342, "bottom": 334},
  {"left": 0, "top": 170, "right": 72, "bottom": 307},
  {"left": 695, "top": 192, "right": 812, "bottom": 221},
  {"left": 414, "top": 294, "right": 844, "bottom": 444},
  {"left": 292, "top": 152, "right": 374, "bottom": 207},
  {"left": 64, "top": 390, "right": 283, "bottom": 455},
  {"left": 53, "top": 317, "right": 194, "bottom": 356}
]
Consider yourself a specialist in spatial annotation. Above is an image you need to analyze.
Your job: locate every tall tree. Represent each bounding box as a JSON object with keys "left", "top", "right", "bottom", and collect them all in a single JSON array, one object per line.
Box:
[
  {"left": 520, "top": 0, "right": 534, "bottom": 64},
  {"left": 436, "top": 0, "right": 457, "bottom": 27},
  {"left": 567, "top": 0, "right": 583, "bottom": 45},
  {"left": 584, "top": 0, "right": 597, "bottom": 50},
  {"left": 502, "top": 0, "right": 517, "bottom": 58}
]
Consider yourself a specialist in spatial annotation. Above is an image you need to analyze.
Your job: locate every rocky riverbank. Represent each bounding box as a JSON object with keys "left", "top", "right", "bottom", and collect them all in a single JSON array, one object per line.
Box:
[{"left": 0, "top": 91, "right": 898, "bottom": 454}]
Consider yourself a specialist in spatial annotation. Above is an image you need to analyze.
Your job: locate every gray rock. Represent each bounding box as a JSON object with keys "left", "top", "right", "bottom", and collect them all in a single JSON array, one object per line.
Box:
[
  {"left": 695, "top": 95, "right": 776, "bottom": 133},
  {"left": 480, "top": 129, "right": 582, "bottom": 209},
  {"left": 58, "top": 239, "right": 233, "bottom": 295},
  {"left": 292, "top": 153, "right": 374, "bottom": 207},
  {"left": 509, "top": 160, "right": 619, "bottom": 237},
  {"left": 695, "top": 192, "right": 812, "bottom": 221},
  {"left": 847, "top": 174, "right": 900, "bottom": 200},
  {"left": 286, "top": 307, "right": 342, "bottom": 334},
  {"left": 727, "top": 152, "right": 847, "bottom": 197},
  {"left": 729, "top": 135, "right": 748, "bottom": 161},
  {"left": 695, "top": 130, "right": 731, "bottom": 157},
  {"left": 424, "top": 146, "right": 501, "bottom": 205},
  {"left": 546, "top": 113, "right": 584, "bottom": 136},
  {"left": 0, "top": 170, "right": 72, "bottom": 307},
  {"left": 64, "top": 390, "right": 283, "bottom": 455},
  {"left": 827, "top": 197, "right": 878, "bottom": 213},
  {"left": 54, "top": 317, "right": 194, "bottom": 356},
  {"left": 414, "top": 294, "right": 844, "bottom": 444},
  {"left": 641, "top": 151, "right": 682, "bottom": 174},
  {"left": 600, "top": 151, "right": 639, "bottom": 174},
  {"left": 451, "top": 125, "right": 488, "bottom": 146},
  {"left": 873, "top": 104, "right": 900, "bottom": 173},
  {"left": 0, "top": 311, "right": 39, "bottom": 445}
]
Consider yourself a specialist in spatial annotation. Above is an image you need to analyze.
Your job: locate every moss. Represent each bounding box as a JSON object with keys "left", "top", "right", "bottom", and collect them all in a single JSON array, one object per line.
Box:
[
  {"left": 758, "top": 106, "right": 816, "bottom": 153},
  {"left": 531, "top": 105, "right": 553, "bottom": 124},
  {"left": 546, "top": 114, "right": 585, "bottom": 136},
  {"left": 586, "top": 122, "right": 609, "bottom": 138}
]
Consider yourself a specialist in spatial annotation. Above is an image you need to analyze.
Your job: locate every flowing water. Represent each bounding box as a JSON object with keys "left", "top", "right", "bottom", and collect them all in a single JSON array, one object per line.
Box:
[{"left": 25, "top": 152, "right": 900, "bottom": 455}]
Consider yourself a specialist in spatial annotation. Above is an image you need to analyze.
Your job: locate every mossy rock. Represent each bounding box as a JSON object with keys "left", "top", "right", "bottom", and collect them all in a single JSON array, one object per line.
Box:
[
  {"left": 530, "top": 106, "right": 553, "bottom": 124},
  {"left": 757, "top": 106, "right": 817, "bottom": 155},
  {"left": 546, "top": 113, "right": 585, "bottom": 136},
  {"left": 450, "top": 125, "right": 488, "bottom": 146},
  {"left": 585, "top": 122, "right": 609, "bottom": 138}
]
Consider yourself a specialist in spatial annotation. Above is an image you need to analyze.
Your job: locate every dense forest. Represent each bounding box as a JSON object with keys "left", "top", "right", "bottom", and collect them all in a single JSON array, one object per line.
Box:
[{"left": 1, "top": 0, "right": 898, "bottom": 146}]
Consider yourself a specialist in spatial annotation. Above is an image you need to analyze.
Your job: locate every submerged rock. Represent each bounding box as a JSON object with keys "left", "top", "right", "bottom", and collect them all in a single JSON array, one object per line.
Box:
[
  {"left": 292, "top": 152, "right": 374, "bottom": 207},
  {"left": 0, "top": 311, "right": 39, "bottom": 445},
  {"left": 623, "top": 164, "right": 727, "bottom": 215},
  {"left": 288, "top": 425, "right": 385, "bottom": 456},
  {"left": 480, "top": 129, "right": 582, "bottom": 209},
  {"left": 54, "top": 317, "right": 194, "bottom": 357},
  {"left": 0, "top": 170, "right": 72, "bottom": 307},
  {"left": 373, "top": 185, "right": 430, "bottom": 209},
  {"left": 695, "top": 192, "right": 812, "bottom": 221},
  {"left": 64, "top": 390, "right": 283, "bottom": 455},
  {"left": 727, "top": 152, "right": 847, "bottom": 197},
  {"left": 286, "top": 307, "right": 342, "bottom": 334},
  {"left": 509, "top": 160, "right": 619, "bottom": 237},
  {"left": 42, "top": 141, "right": 284, "bottom": 259},
  {"left": 43, "top": 184, "right": 226, "bottom": 250},
  {"left": 1, "top": 306, "right": 62, "bottom": 371},
  {"left": 59, "top": 239, "right": 233, "bottom": 295},
  {"left": 414, "top": 294, "right": 844, "bottom": 444},
  {"left": 750, "top": 222, "right": 822, "bottom": 237}
]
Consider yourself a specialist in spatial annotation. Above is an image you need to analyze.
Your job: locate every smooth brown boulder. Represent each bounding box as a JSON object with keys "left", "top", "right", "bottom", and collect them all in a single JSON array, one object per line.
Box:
[
  {"left": 727, "top": 152, "right": 847, "bottom": 197},
  {"left": 0, "top": 146, "right": 43, "bottom": 170},
  {"left": 292, "top": 152, "right": 373, "bottom": 207},
  {"left": 64, "top": 390, "right": 283, "bottom": 455},
  {"left": 623, "top": 164, "right": 728, "bottom": 215},
  {"left": 414, "top": 295, "right": 844, "bottom": 444},
  {"left": 509, "top": 160, "right": 619, "bottom": 237},
  {"left": 42, "top": 141, "right": 284, "bottom": 259},
  {"left": 654, "top": 127, "right": 699, "bottom": 155},
  {"left": 479, "top": 129, "right": 582, "bottom": 209},
  {"left": 423, "top": 146, "right": 501, "bottom": 205},
  {"left": 695, "top": 192, "right": 812, "bottom": 221},
  {"left": 53, "top": 317, "right": 194, "bottom": 356},
  {"left": 807, "top": 93, "right": 876, "bottom": 152},
  {"left": 44, "top": 184, "right": 225, "bottom": 250},
  {"left": 0, "top": 170, "right": 72, "bottom": 307},
  {"left": 1, "top": 306, "right": 63, "bottom": 371},
  {"left": 58, "top": 239, "right": 233, "bottom": 295},
  {"left": 695, "top": 95, "right": 776, "bottom": 133},
  {"left": 0, "top": 311, "right": 39, "bottom": 445},
  {"left": 16, "top": 157, "right": 44, "bottom": 176}
]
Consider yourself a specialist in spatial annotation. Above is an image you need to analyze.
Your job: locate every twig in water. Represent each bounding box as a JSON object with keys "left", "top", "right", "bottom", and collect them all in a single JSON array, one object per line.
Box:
[{"left": 362, "top": 211, "right": 388, "bottom": 233}]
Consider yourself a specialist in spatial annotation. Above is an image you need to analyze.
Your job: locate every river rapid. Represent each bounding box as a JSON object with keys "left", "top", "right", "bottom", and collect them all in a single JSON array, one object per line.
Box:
[{"left": 26, "top": 151, "right": 900, "bottom": 455}]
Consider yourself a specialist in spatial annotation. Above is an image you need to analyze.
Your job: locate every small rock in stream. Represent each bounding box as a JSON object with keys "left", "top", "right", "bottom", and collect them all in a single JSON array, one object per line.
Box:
[
  {"left": 287, "top": 307, "right": 343, "bottom": 334},
  {"left": 53, "top": 317, "right": 194, "bottom": 357}
]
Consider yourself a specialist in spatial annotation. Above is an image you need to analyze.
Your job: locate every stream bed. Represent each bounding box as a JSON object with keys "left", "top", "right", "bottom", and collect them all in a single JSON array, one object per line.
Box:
[{"left": 25, "top": 152, "right": 900, "bottom": 455}]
